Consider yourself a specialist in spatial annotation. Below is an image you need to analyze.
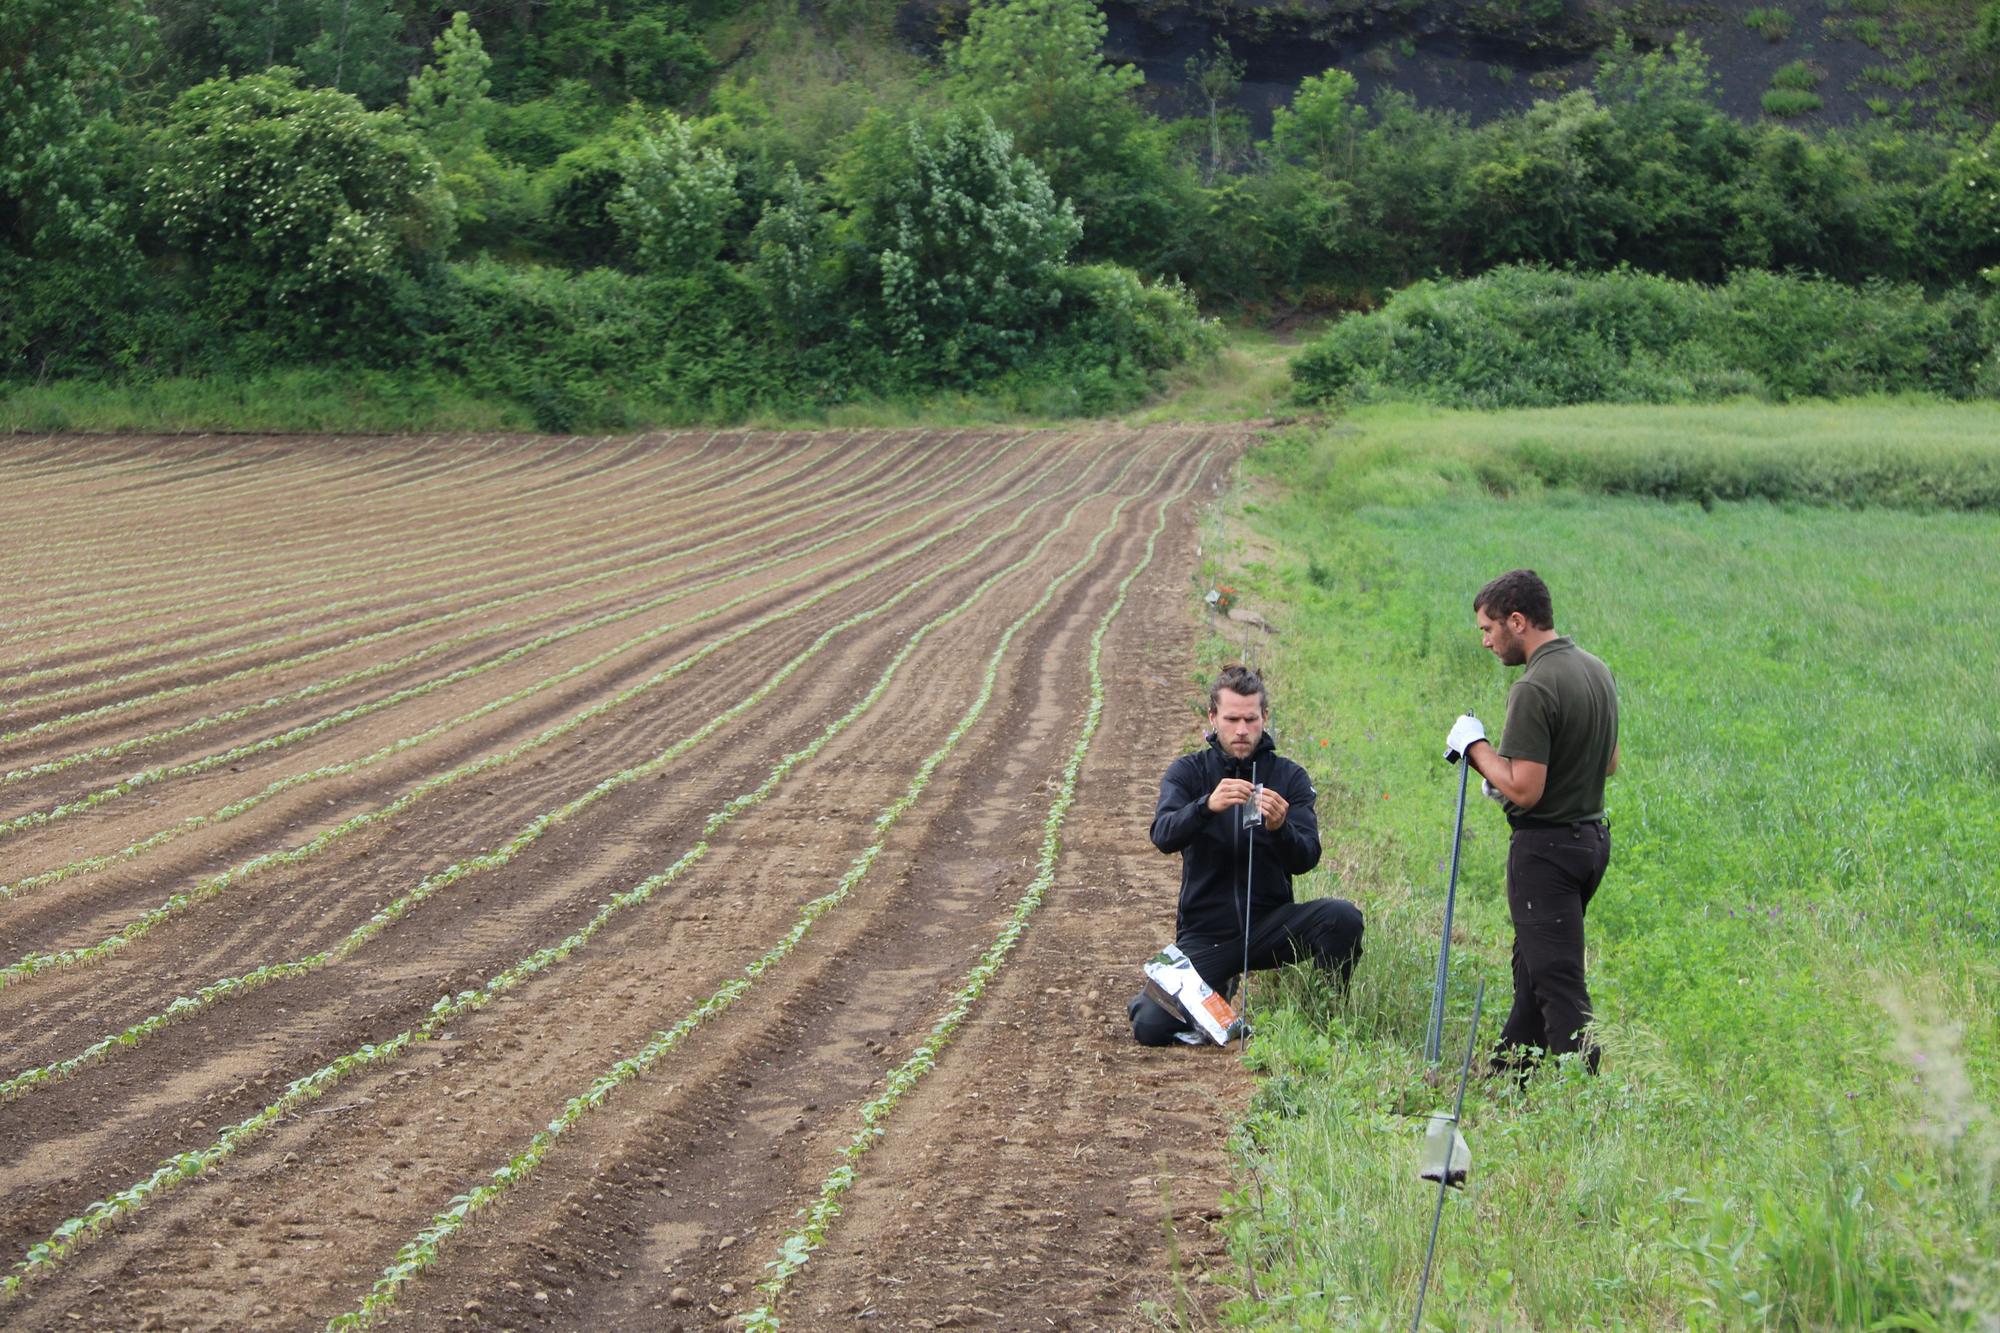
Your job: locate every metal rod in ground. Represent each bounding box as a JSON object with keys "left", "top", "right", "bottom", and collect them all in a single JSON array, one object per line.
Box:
[
  {"left": 1424, "top": 758, "right": 1472, "bottom": 1063},
  {"left": 1239, "top": 762, "right": 1256, "bottom": 1050},
  {"left": 1412, "top": 979, "right": 1484, "bottom": 1333}
]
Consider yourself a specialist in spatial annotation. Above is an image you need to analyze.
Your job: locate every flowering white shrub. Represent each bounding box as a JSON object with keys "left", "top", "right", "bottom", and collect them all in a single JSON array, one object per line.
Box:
[{"left": 609, "top": 114, "right": 738, "bottom": 273}]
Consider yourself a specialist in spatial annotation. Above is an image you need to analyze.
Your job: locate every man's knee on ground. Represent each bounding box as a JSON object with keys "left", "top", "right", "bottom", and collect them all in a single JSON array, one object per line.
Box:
[
  {"left": 1305, "top": 898, "right": 1365, "bottom": 973},
  {"left": 1128, "top": 992, "right": 1191, "bottom": 1047}
]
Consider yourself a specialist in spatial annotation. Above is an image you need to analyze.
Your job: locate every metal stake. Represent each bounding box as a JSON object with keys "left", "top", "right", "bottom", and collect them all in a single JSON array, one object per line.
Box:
[
  {"left": 1412, "top": 979, "right": 1483, "bottom": 1332},
  {"left": 1239, "top": 762, "right": 1256, "bottom": 1049},
  {"left": 1424, "top": 758, "right": 1471, "bottom": 1064}
]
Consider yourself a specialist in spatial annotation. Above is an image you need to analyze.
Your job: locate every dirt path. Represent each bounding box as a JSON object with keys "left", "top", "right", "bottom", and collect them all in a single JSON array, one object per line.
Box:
[{"left": 0, "top": 427, "right": 1259, "bottom": 1331}]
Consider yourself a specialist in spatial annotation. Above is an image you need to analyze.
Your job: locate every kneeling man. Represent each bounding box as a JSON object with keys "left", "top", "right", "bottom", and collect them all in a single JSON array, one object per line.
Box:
[{"left": 1129, "top": 665, "right": 1364, "bottom": 1046}]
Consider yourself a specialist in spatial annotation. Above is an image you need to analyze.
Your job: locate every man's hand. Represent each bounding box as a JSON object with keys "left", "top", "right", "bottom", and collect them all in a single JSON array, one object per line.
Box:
[
  {"left": 1444, "top": 714, "right": 1486, "bottom": 764},
  {"left": 1207, "top": 779, "right": 1290, "bottom": 830},
  {"left": 1481, "top": 778, "right": 1504, "bottom": 803},
  {"left": 1206, "top": 778, "right": 1255, "bottom": 815}
]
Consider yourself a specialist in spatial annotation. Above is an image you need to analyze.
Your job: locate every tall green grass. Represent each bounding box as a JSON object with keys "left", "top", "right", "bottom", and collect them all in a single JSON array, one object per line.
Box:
[
  {"left": 0, "top": 369, "right": 534, "bottom": 435},
  {"left": 1290, "top": 399, "right": 2000, "bottom": 511},
  {"left": 1210, "top": 402, "right": 2000, "bottom": 1328}
]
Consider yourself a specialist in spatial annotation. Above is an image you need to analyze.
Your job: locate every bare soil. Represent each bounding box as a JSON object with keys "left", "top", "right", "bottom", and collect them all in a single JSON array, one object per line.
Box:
[{"left": 0, "top": 427, "right": 1262, "bottom": 1331}]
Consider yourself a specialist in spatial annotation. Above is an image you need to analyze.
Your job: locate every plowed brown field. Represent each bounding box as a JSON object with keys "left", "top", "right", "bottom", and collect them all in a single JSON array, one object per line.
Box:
[{"left": 1, "top": 428, "right": 1259, "bottom": 1331}]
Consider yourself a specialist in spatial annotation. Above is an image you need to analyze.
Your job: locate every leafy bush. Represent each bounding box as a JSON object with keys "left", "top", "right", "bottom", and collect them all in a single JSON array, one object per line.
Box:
[
  {"left": 1, "top": 0, "right": 151, "bottom": 257},
  {"left": 609, "top": 113, "right": 738, "bottom": 272},
  {"left": 1935, "top": 125, "right": 2000, "bottom": 273},
  {"left": 419, "top": 250, "right": 1210, "bottom": 427},
  {"left": 841, "top": 109, "right": 1081, "bottom": 383},
  {"left": 1771, "top": 59, "right": 1824, "bottom": 91},
  {"left": 487, "top": 80, "right": 615, "bottom": 168},
  {"left": 428, "top": 259, "right": 783, "bottom": 429},
  {"left": 1743, "top": 6, "right": 1795, "bottom": 40},
  {"left": 985, "top": 264, "right": 1218, "bottom": 414},
  {"left": 141, "top": 70, "right": 454, "bottom": 356},
  {"left": 946, "top": 0, "right": 1176, "bottom": 261},
  {"left": 748, "top": 163, "right": 833, "bottom": 341},
  {"left": 536, "top": 133, "right": 643, "bottom": 266},
  {"left": 1291, "top": 265, "right": 1998, "bottom": 409},
  {"left": 406, "top": 13, "right": 535, "bottom": 247}
]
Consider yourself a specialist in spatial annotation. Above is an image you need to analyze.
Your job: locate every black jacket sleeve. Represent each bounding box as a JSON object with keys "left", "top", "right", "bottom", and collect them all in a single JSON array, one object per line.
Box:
[
  {"left": 1272, "top": 760, "right": 1321, "bottom": 874},
  {"left": 1150, "top": 753, "right": 1213, "bottom": 854}
]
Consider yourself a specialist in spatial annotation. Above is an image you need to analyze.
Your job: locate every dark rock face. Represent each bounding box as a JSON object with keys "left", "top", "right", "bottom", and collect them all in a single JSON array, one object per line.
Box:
[
  {"left": 1103, "top": 0, "right": 1615, "bottom": 131},
  {"left": 896, "top": 0, "right": 1962, "bottom": 131},
  {"left": 897, "top": 0, "right": 1624, "bottom": 130}
]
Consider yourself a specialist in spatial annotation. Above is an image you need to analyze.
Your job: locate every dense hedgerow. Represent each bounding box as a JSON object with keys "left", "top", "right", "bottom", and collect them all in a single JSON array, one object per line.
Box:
[{"left": 1292, "top": 266, "right": 2000, "bottom": 410}]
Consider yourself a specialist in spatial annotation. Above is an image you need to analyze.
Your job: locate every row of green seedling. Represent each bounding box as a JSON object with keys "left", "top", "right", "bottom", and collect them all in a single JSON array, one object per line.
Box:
[
  {"left": 0, "top": 439, "right": 1148, "bottom": 1103},
  {"left": 0, "top": 432, "right": 938, "bottom": 735},
  {"left": 0, "top": 433, "right": 1028, "bottom": 871},
  {"left": 1, "top": 439, "right": 1181, "bottom": 1305},
  {"left": 1, "top": 431, "right": 823, "bottom": 666},
  {"left": 739, "top": 456, "right": 1203, "bottom": 1329},
  {"left": 5, "top": 433, "right": 545, "bottom": 596},
  {"left": 320, "top": 442, "right": 1193, "bottom": 1331},
  {"left": 0, "top": 429, "right": 827, "bottom": 695},
  {"left": 0, "top": 433, "right": 1104, "bottom": 985},
  {"left": 0, "top": 431, "right": 967, "bottom": 794},
  {"left": 4, "top": 433, "right": 518, "bottom": 613},
  {"left": 0, "top": 433, "right": 669, "bottom": 669}
]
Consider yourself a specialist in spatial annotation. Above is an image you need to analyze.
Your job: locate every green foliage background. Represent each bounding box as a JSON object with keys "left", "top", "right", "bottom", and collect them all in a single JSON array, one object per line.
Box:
[
  {"left": 5, "top": 0, "right": 1999, "bottom": 426},
  {"left": 1293, "top": 266, "right": 2000, "bottom": 409}
]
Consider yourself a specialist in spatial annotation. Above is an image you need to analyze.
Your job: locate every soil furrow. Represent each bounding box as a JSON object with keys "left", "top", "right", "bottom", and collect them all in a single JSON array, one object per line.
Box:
[
  {"left": 0, "top": 433, "right": 1087, "bottom": 979},
  {"left": 0, "top": 431, "right": 1043, "bottom": 869},
  {"left": 0, "top": 431, "right": 733, "bottom": 646},
  {"left": 0, "top": 430, "right": 820, "bottom": 670},
  {"left": 0, "top": 431, "right": 962, "bottom": 763},
  {"left": 0, "top": 426, "right": 1253, "bottom": 1333}
]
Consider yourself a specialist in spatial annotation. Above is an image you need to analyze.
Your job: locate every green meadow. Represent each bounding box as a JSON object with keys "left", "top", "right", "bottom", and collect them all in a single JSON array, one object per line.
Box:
[{"left": 1204, "top": 401, "right": 2000, "bottom": 1329}]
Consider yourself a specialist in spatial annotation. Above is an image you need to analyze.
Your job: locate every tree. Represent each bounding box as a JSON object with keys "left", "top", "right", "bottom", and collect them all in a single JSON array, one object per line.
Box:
[
  {"left": 406, "top": 10, "right": 527, "bottom": 239},
  {"left": 511, "top": 0, "right": 713, "bottom": 103},
  {"left": 948, "top": 0, "right": 1141, "bottom": 139},
  {"left": 1463, "top": 90, "right": 1621, "bottom": 269},
  {"left": 844, "top": 110, "right": 1081, "bottom": 377},
  {"left": 202, "top": 0, "right": 416, "bottom": 105},
  {"left": 609, "top": 114, "right": 738, "bottom": 272},
  {"left": 144, "top": 69, "right": 453, "bottom": 338},
  {"left": 410, "top": 12, "right": 494, "bottom": 157},
  {"left": 1270, "top": 70, "right": 1364, "bottom": 177},
  {"left": 749, "top": 163, "right": 832, "bottom": 340},
  {"left": 295, "top": 0, "right": 413, "bottom": 104},
  {"left": 1, "top": 0, "right": 153, "bottom": 255},
  {"left": 1184, "top": 36, "right": 1246, "bottom": 184},
  {"left": 947, "top": 0, "right": 1169, "bottom": 260},
  {"left": 205, "top": 0, "right": 318, "bottom": 76},
  {"left": 1592, "top": 33, "right": 1746, "bottom": 279}
]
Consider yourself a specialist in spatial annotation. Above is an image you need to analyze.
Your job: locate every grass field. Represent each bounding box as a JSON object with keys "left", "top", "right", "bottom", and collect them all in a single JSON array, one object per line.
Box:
[
  {"left": 1209, "top": 402, "right": 2000, "bottom": 1329},
  {"left": 0, "top": 325, "right": 1290, "bottom": 436}
]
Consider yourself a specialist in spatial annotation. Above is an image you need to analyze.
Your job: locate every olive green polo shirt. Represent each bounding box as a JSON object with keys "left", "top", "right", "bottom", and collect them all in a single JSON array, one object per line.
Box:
[{"left": 1498, "top": 636, "right": 1618, "bottom": 825}]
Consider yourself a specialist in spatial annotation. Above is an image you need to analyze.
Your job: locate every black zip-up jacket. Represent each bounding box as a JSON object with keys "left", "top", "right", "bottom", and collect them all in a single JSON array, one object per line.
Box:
[{"left": 1149, "top": 732, "right": 1321, "bottom": 941}]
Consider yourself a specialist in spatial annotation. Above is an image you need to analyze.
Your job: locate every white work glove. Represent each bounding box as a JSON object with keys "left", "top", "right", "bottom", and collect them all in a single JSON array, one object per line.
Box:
[
  {"left": 1443, "top": 713, "right": 1486, "bottom": 765},
  {"left": 1482, "top": 778, "right": 1504, "bottom": 802}
]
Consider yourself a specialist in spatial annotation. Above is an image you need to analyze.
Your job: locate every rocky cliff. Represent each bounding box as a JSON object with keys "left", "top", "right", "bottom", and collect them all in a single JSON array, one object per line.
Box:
[{"left": 898, "top": 0, "right": 1988, "bottom": 129}]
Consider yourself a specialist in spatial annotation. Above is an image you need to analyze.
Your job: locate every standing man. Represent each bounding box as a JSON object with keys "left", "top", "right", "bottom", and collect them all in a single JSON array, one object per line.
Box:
[
  {"left": 1445, "top": 569, "right": 1618, "bottom": 1075},
  {"left": 1130, "top": 665, "right": 1365, "bottom": 1047}
]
